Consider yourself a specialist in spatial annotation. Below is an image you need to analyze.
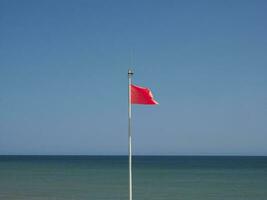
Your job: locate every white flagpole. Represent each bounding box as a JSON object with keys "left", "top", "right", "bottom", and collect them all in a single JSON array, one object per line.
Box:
[{"left": 128, "top": 69, "right": 133, "bottom": 200}]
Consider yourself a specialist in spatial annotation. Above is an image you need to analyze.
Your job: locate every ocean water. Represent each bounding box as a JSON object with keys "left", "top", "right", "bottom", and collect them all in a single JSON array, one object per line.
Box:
[{"left": 0, "top": 156, "right": 266, "bottom": 200}]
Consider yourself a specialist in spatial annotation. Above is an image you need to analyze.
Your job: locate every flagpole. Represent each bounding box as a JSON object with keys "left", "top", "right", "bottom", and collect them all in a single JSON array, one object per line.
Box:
[{"left": 128, "top": 69, "right": 133, "bottom": 200}]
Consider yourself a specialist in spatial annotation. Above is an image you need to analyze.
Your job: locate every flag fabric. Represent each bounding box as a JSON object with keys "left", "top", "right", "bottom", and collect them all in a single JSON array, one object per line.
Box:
[{"left": 131, "top": 84, "right": 158, "bottom": 105}]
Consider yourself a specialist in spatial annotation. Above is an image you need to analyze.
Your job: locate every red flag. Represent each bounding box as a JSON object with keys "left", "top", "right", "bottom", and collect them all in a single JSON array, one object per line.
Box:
[{"left": 131, "top": 84, "right": 158, "bottom": 105}]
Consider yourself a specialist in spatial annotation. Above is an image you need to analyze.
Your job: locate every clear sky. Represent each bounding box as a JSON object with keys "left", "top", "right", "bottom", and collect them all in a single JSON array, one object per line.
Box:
[{"left": 0, "top": 0, "right": 267, "bottom": 155}]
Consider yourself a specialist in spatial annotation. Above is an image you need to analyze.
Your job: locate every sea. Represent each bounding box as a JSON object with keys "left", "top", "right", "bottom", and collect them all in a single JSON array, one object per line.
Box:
[{"left": 0, "top": 156, "right": 266, "bottom": 200}]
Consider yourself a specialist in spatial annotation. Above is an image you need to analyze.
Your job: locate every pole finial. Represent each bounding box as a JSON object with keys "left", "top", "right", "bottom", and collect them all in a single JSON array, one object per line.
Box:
[{"left": 128, "top": 69, "right": 133, "bottom": 76}]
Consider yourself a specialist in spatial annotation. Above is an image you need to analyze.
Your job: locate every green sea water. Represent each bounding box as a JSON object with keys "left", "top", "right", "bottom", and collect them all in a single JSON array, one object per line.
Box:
[{"left": 0, "top": 156, "right": 266, "bottom": 200}]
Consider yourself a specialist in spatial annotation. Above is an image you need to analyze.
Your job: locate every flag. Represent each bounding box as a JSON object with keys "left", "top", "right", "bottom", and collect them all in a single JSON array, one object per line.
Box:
[{"left": 131, "top": 84, "right": 158, "bottom": 105}]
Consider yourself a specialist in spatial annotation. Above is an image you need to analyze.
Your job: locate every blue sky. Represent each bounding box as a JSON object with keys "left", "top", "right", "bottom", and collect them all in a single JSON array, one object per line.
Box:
[{"left": 0, "top": 0, "right": 267, "bottom": 155}]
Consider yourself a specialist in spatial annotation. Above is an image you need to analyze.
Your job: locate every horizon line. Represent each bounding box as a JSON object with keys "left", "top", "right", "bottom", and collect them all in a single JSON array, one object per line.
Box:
[{"left": 0, "top": 154, "right": 266, "bottom": 157}]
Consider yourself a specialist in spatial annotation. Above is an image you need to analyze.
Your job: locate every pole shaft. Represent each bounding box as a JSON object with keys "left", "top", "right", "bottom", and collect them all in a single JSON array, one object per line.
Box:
[{"left": 128, "top": 70, "right": 133, "bottom": 200}]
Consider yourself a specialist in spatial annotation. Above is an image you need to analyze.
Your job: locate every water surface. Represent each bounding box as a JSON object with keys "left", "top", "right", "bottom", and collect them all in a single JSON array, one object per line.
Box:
[{"left": 0, "top": 156, "right": 266, "bottom": 200}]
